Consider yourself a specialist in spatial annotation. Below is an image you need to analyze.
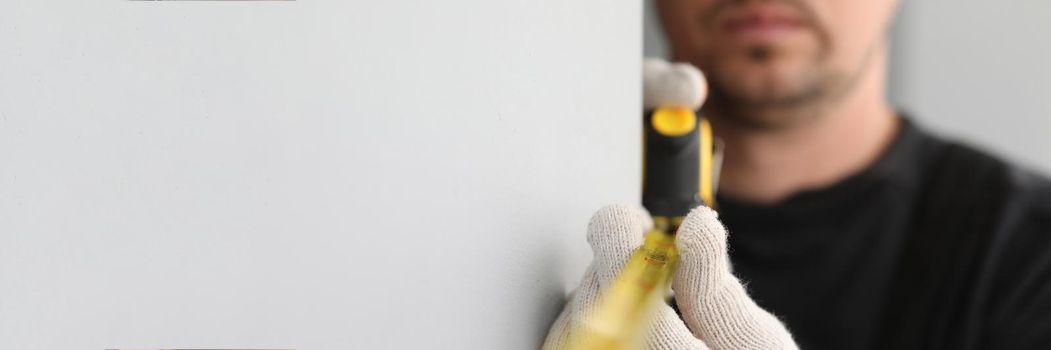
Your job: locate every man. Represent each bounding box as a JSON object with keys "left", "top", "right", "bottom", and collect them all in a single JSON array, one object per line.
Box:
[{"left": 543, "top": 0, "right": 1051, "bottom": 349}]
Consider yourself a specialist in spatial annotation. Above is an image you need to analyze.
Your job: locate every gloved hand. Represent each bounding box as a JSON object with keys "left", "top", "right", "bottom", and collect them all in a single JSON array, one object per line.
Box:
[{"left": 542, "top": 204, "right": 799, "bottom": 350}]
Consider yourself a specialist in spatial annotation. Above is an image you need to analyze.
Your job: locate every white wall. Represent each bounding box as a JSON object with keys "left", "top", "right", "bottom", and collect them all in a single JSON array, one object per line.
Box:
[
  {"left": 644, "top": 1, "right": 1051, "bottom": 175},
  {"left": 0, "top": 1, "right": 640, "bottom": 349}
]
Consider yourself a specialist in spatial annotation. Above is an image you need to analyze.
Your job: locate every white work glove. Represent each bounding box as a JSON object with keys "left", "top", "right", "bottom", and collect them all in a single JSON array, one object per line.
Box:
[
  {"left": 542, "top": 204, "right": 799, "bottom": 350},
  {"left": 643, "top": 58, "right": 707, "bottom": 110}
]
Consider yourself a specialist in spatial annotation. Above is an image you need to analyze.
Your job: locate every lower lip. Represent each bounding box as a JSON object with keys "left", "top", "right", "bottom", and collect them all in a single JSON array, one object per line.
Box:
[{"left": 723, "top": 21, "right": 804, "bottom": 42}]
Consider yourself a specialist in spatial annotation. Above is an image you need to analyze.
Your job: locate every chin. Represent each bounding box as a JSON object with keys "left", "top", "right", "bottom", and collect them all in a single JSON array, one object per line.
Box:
[
  {"left": 696, "top": 40, "right": 823, "bottom": 100},
  {"left": 700, "top": 50, "right": 833, "bottom": 129},
  {"left": 715, "top": 57, "right": 814, "bottom": 105}
]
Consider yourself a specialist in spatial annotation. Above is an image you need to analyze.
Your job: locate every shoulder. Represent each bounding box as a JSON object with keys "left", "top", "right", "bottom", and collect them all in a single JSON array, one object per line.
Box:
[
  {"left": 937, "top": 139, "right": 1051, "bottom": 239},
  {"left": 875, "top": 115, "right": 1049, "bottom": 238},
  {"left": 935, "top": 139, "right": 1051, "bottom": 344},
  {"left": 994, "top": 164, "right": 1051, "bottom": 268},
  {"left": 950, "top": 140, "right": 1051, "bottom": 226},
  {"left": 993, "top": 160, "right": 1051, "bottom": 264},
  {"left": 900, "top": 120, "right": 1051, "bottom": 343},
  {"left": 980, "top": 160, "right": 1051, "bottom": 344},
  {"left": 1006, "top": 167, "right": 1051, "bottom": 218},
  {"left": 907, "top": 120, "right": 1051, "bottom": 223}
]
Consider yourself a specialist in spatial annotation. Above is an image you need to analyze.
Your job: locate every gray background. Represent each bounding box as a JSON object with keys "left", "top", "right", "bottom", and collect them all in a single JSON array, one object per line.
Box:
[
  {"left": 0, "top": 1, "right": 637, "bottom": 349},
  {"left": 645, "top": 0, "right": 1051, "bottom": 174}
]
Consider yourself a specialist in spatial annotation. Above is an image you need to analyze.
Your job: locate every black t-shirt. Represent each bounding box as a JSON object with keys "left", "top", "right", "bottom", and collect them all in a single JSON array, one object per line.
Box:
[{"left": 715, "top": 118, "right": 1051, "bottom": 349}]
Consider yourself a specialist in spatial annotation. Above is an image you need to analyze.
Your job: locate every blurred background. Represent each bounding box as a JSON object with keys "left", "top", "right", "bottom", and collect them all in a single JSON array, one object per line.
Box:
[{"left": 645, "top": 0, "right": 1051, "bottom": 174}]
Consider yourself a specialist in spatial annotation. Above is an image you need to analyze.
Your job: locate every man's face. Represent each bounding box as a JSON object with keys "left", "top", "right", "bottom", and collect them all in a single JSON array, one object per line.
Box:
[{"left": 657, "top": 0, "right": 899, "bottom": 127}]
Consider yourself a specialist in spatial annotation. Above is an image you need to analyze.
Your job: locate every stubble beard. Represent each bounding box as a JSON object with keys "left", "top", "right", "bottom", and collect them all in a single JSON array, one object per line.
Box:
[{"left": 697, "top": 40, "right": 880, "bottom": 132}]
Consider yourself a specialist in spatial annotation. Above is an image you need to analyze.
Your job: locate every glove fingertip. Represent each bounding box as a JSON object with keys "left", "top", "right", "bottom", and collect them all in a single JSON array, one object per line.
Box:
[
  {"left": 675, "top": 206, "right": 730, "bottom": 266},
  {"left": 586, "top": 203, "right": 651, "bottom": 284},
  {"left": 585, "top": 203, "right": 648, "bottom": 248},
  {"left": 678, "top": 206, "right": 724, "bottom": 239}
]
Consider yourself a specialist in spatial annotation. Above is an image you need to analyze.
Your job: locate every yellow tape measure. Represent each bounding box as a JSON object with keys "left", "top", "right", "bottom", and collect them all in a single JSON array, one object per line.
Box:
[{"left": 566, "top": 109, "right": 717, "bottom": 349}]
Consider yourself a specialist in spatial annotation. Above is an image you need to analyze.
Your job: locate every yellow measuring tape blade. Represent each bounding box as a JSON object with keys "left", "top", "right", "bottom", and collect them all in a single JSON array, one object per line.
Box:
[{"left": 699, "top": 117, "right": 715, "bottom": 208}]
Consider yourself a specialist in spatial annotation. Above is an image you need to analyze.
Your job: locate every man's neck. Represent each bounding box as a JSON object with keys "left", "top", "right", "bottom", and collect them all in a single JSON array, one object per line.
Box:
[{"left": 709, "top": 53, "right": 898, "bottom": 205}]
